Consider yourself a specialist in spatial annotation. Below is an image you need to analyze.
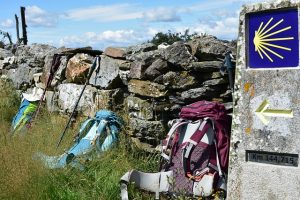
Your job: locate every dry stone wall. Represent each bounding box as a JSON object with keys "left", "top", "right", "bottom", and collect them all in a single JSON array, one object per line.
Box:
[{"left": 0, "top": 35, "right": 236, "bottom": 150}]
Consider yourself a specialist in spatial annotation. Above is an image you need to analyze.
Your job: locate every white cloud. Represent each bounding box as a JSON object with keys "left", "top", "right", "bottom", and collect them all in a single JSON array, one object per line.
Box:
[
  {"left": 59, "top": 35, "right": 86, "bottom": 47},
  {"left": 147, "top": 28, "right": 161, "bottom": 37},
  {"left": 26, "top": 5, "right": 58, "bottom": 27},
  {"left": 66, "top": 4, "right": 186, "bottom": 23},
  {"left": 57, "top": 13, "right": 241, "bottom": 50},
  {"left": 59, "top": 29, "right": 153, "bottom": 49},
  {"left": 65, "top": 4, "right": 143, "bottom": 22},
  {"left": 0, "top": 19, "right": 14, "bottom": 28},
  {"left": 193, "top": 16, "right": 238, "bottom": 40},
  {"left": 143, "top": 8, "right": 181, "bottom": 22},
  {"left": 43, "top": 0, "right": 271, "bottom": 48},
  {"left": 199, "top": 1, "right": 263, "bottom": 40},
  {"left": 86, "top": 30, "right": 141, "bottom": 43}
]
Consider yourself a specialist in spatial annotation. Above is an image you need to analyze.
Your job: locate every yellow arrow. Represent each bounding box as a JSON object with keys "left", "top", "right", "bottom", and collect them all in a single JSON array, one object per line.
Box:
[{"left": 255, "top": 100, "right": 293, "bottom": 125}]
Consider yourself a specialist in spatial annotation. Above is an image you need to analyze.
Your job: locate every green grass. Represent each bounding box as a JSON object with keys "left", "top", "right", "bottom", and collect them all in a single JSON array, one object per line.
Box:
[
  {"left": 0, "top": 79, "right": 160, "bottom": 200},
  {"left": 0, "top": 79, "right": 224, "bottom": 200}
]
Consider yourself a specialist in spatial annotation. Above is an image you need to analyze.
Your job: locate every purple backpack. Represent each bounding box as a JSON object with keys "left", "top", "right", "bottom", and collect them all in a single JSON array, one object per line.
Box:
[
  {"left": 161, "top": 101, "right": 231, "bottom": 196},
  {"left": 179, "top": 100, "right": 231, "bottom": 173},
  {"left": 120, "top": 101, "right": 231, "bottom": 199}
]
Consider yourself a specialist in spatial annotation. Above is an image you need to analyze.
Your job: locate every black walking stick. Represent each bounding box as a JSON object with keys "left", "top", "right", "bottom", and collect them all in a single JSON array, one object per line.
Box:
[
  {"left": 27, "top": 54, "right": 62, "bottom": 128},
  {"left": 56, "top": 56, "right": 100, "bottom": 148}
]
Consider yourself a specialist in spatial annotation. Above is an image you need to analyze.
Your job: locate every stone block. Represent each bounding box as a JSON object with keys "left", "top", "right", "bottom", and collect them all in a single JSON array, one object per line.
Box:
[
  {"left": 89, "top": 55, "right": 122, "bottom": 89},
  {"left": 163, "top": 71, "right": 197, "bottom": 90},
  {"left": 0, "top": 56, "right": 16, "bottom": 70},
  {"left": 119, "top": 70, "right": 130, "bottom": 85},
  {"left": 126, "top": 50, "right": 161, "bottom": 65},
  {"left": 202, "top": 77, "right": 227, "bottom": 86},
  {"left": 181, "top": 86, "right": 220, "bottom": 102},
  {"left": 0, "top": 60, "right": 3, "bottom": 70},
  {"left": 144, "top": 58, "right": 169, "bottom": 80},
  {"left": 190, "top": 61, "right": 223, "bottom": 72},
  {"left": 126, "top": 43, "right": 157, "bottom": 54},
  {"left": 130, "top": 137, "right": 158, "bottom": 152},
  {"left": 45, "top": 91, "right": 59, "bottom": 112},
  {"left": 201, "top": 72, "right": 223, "bottom": 80},
  {"left": 129, "top": 61, "right": 147, "bottom": 79},
  {"left": 42, "top": 53, "right": 68, "bottom": 87},
  {"left": 33, "top": 73, "right": 45, "bottom": 88},
  {"left": 128, "top": 117, "right": 165, "bottom": 139},
  {"left": 162, "top": 41, "right": 196, "bottom": 68},
  {"left": 126, "top": 95, "right": 153, "bottom": 120},
  {"left": 6, "top": 64, "right": 41, "bottom": 90},
  {"left": 57, "top": 83, "right": 97, "bottom": 116},
  {"left": 0, "top": 48, "right": 13, "bottom": 59},
  {"left": 186, "top": 35, "right": 235, "bottom": 60},
  {"left": 118, "top": 61, "right": 132, "bottom": 70},
  {"left": 104, "top": 47, "right": 126, "bottom": 58},
  {"left": 15, "top": 44, "right": 56, "bottom": 68},
  {"left": 92, "top": 88, "right": 124, "bottom": 114},
  {"left": 128, "top": 79, "right": 167, "bottom": 98},
  {"left": 65, "top": 53, "right": 93, "bottom": 83}
]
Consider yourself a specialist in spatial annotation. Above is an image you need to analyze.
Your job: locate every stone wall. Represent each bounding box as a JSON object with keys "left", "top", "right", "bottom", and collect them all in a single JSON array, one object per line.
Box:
[{"left": 0, "top": 35, "right": 236, "bottom": 150}]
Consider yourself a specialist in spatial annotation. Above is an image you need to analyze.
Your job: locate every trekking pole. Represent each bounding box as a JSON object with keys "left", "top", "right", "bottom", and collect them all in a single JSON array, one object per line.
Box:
[
  {"left": 27, "top": 54, "right": 62, "bottom": 128},
  {"left": 56, "top": 56, "right": 100, "bottom": 148}
]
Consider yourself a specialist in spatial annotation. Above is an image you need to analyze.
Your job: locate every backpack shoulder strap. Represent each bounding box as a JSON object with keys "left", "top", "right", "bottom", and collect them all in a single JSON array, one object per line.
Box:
[
  {"left": 161, "top": 119, "right": 189, "bottom": 161},
  {"left": 188, "top": 118, "right": 211, "bottom": 145},
  {"left": 182, "top": 118, "right": 214, "bottom": 180},
  {"left": 95, "top": 121, "right": 120, "bottom": 151},
  {"left": 208, "top": 118, "right": 223, "bottom": 177},
  {"left": 91, "top": 119, "right": 108, "bottom": 146},
  {"left": 75, "top": 118, "right": 95, "bottom": 142}
]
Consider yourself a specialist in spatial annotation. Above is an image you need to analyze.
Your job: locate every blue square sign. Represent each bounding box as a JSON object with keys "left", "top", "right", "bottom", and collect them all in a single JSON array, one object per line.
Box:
[{"left": 248, "top": 9, "right": 299, "bottom": 68}]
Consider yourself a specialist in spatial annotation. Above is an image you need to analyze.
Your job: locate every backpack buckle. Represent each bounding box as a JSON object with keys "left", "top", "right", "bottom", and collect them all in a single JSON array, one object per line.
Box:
[{"left": 193, "top": 167, "right": 212, "bottom": 182}]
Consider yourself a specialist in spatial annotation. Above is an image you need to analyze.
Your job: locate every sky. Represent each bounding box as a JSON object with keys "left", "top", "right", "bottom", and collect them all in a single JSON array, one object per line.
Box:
[{"left": 0, "top": 0, "right": 266, "bottom": 50}]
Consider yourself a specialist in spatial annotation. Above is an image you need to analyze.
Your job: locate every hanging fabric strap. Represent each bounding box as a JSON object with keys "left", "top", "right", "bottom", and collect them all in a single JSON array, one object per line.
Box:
[
  {"left": 209, "top": 119, "right": 223, "bottom": 177},
  {"left": 209, "top": 118, "right": 227, "bottom": 191}
]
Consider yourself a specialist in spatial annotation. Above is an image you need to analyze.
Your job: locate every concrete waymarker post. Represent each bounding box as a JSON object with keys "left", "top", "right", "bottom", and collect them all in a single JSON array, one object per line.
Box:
[{"left": 228, "top": 1, "right": 300, "bottom": 199}]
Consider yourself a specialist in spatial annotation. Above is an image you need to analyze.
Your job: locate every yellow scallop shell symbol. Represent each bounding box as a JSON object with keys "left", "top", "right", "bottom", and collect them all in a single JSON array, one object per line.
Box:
[{"left": 253, "top": 17, "right": 294, "bottom": 62}]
